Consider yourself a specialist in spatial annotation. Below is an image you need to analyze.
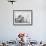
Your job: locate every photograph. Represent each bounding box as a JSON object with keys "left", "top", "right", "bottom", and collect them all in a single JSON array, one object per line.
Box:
[{"left": 13, "top": 10, "right": 32, "bottom": 25}]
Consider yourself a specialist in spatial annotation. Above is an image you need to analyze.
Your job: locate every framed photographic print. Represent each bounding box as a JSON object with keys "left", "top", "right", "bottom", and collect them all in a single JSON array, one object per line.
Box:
[{"left": 13, "top": 10, "right": 33, "bottom": 26}]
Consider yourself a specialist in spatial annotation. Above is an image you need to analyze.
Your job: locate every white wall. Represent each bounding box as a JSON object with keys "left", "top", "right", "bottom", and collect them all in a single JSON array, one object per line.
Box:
[{"left": 0, "top": 0, "right": 46, "bottom": 42}]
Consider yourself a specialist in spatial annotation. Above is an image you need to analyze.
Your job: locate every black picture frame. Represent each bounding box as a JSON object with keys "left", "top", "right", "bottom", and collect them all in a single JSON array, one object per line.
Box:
[{"left": 13, "top": 10, "right": 33, "bottom": 26}]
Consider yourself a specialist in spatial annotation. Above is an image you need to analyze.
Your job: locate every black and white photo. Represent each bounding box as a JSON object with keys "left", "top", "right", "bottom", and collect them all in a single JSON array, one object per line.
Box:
[{"left": 13, "top": 10, "right": 32, "bottom": 25}]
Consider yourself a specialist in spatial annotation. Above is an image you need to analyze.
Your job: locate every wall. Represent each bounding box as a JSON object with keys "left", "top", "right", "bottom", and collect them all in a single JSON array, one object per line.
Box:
[{"left": 0, "top": 0, "right": 46, "bottom": 42}]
